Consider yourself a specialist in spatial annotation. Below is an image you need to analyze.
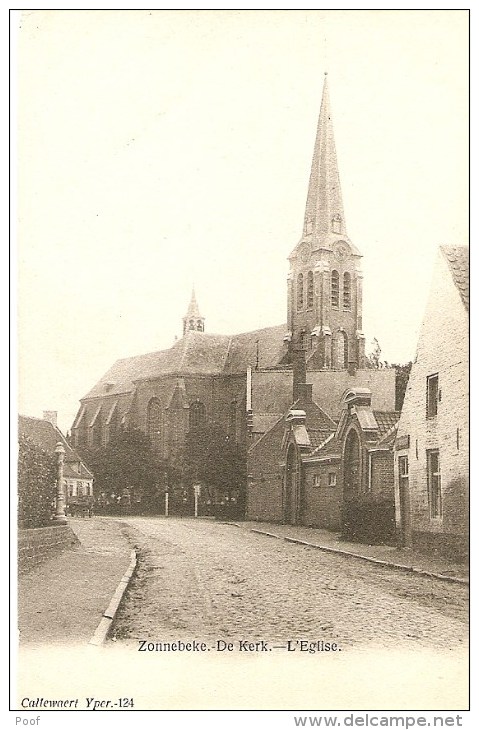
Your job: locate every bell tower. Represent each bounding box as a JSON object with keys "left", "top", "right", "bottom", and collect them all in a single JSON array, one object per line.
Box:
[
  {"left": 286, "top": 75, "right": 365, "bottom": 370},
  {"left": 182, "top": 288, "right": 205, "bottom": 335}
]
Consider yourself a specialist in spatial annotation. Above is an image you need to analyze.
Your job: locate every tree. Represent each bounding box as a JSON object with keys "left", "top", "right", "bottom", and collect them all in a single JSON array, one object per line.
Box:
[
  {"left": 182, "top": 421, "right": 247, "bottom": 498},
  {"left": 79, "top": 429, "right": 164, "bottom": 512},
  {"left": 392, "top": 361, "right": 412, "bottom": 411},
  {"left": 366, "top": 337, "right": 383, "bottom": 368}
]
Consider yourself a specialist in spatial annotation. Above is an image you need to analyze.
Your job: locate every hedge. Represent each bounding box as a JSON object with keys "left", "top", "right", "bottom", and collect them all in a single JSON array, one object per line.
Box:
[{"left": 18, "top": 434, "right": 57, "bottom": 528}]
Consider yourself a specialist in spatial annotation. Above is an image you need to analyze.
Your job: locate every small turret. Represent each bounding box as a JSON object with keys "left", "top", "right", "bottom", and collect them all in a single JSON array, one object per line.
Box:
[{"left": 182, "top": 288, "right": 205, "bottom": 335}]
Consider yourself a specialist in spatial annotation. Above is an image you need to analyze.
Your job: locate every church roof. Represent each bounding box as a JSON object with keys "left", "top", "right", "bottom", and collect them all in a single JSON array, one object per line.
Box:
[
  {"left": 223, "top": 323, "right": 288, "bottom": 374},
  {"left": 440, "top": 245, "right": 469, "bottom": 312},
  {"left": 82, "top": 323, "right": 287, "bottom": 400}
]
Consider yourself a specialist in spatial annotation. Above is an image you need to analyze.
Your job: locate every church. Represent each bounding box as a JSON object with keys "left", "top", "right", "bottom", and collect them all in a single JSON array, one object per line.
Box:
[{"left": 71, "top": 75, "right": 397, "bottom": 528}]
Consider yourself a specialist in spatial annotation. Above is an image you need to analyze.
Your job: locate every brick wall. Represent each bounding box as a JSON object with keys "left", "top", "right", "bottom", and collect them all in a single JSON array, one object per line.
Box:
[
  {"left": 251, "top": 368, "right": 396, "bottom": 422},
  {"left": 246, "top": 417, "right": 284, "bottom": 522},
  {"left": 395, "top": 251, "right": 469, "bottom": 560},
  {"left": 371, "top": 451, "right": 395, "bottom": 498},
  {"left": 302, "top": 463, "right": 341, "bottom": 529},
  {"left": 18, "top": 524, "right": 80, "bottom": 574}
]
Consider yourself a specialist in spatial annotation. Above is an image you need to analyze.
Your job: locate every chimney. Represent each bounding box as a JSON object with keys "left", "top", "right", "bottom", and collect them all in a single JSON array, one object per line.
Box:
[
  {"left": 296, "top": 383, "right": 313, "bottom": 404},
  {"left": 43, "top": 410, "right": 58, "bottom": 428},
  {"left": 292, "top": 336, "right": 307, "bottom": 402}
]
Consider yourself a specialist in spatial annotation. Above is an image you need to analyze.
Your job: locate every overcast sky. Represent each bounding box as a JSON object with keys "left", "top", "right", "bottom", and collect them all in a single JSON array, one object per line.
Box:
[{"left": 15, "top": 9, "right": 468, "bottom": 433}]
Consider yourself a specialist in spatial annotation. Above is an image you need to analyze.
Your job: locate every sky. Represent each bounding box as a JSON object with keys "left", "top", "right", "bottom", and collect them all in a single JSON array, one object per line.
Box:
[{"left": 15, "top": 9, "right": 469, "bottom": 433}]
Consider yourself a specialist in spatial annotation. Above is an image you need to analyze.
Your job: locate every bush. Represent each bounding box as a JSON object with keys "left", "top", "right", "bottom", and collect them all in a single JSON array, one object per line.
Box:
[
  {"left": 342, "top": 497, "right": 396, "bottom": 545},
  {"left": 18, "top": 435, "right": 57, "bottom": 528}
]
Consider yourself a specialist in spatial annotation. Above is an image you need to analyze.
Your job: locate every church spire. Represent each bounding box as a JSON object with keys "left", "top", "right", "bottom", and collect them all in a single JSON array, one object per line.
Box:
[
  {"left": 303, "top": 74, "right": 346, "bottom": 246},
  {"left": 182, "top": 288, "right": 205, "bottom": 335}
]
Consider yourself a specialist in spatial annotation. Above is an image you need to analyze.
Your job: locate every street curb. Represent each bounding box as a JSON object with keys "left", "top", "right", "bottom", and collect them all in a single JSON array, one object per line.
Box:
[
  {"left": 89, "top": 549, "right": 138, "bottom": 646},
  {"left": 248, "top": 528, "right": 469, "bottom": 586}
]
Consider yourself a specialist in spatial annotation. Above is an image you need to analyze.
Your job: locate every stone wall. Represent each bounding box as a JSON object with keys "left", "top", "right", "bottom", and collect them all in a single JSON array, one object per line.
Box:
[{"left": 18, "top": 523, "right": 80, "bottom": 574}]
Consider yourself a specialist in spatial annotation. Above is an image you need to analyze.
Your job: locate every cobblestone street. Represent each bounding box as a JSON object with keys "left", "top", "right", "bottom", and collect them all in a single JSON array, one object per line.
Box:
[{"left": 112, "top": 517, "right": 468, "bottom": 652}]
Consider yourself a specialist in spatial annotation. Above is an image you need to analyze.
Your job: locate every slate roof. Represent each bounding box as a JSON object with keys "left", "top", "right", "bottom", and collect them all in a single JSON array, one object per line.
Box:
[
  {"left": 373, "top": 411, "right": 401, "bottom": 439},
  {"left": 441, "top": 245, "right": 469, "bottom": 312},
  {"left": 82, "top": 324, "right": 288, "bottom": 400},
  {"left": 376, "top": 424, "right": 398, "bottom": 448},
  {"left": 309, "top": 429, "right": 337, "bottom": 449},
  {"left": 18, "top": 416, "right": 94, "bottom": 478},
  {"left": 309, "top": 434, "right": 341, "bottom": 460}
]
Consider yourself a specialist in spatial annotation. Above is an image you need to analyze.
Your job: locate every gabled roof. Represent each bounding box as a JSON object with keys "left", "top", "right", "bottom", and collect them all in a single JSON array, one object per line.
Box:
[
  {"left": 440, "top": 245, "right": 469, "bottom": 312},
  {"left": 82, "top": 323, "right": 287, "bottom": 400},
  {"left": 18, "top": 416, "right": 93, "bottom": 478},
  {"left": 223, "top": 324, "right": 288, "bottom": 374}
]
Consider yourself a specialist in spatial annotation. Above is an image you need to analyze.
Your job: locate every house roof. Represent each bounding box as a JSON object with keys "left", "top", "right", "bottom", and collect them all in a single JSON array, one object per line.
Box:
[
  {"left": 373, "top": 411, "right": 401, "bottom": 439},
  {"left": 309, "top": 429, "right": 337, "bottom": 449},
  {"left": 18, "top": 415, "right": 93, "bottom": 479},
  {"left": 441, "top": 245, "right": 469, "bottom": 312},
  {"left": 82, "top": 324, "right": 288, "bottom": 400},
  {"left": 309, "top": 433, "right": 341, "bottom": 460},
  {"left": 376, "top": 423, "right": 398, "bottom": 448}
]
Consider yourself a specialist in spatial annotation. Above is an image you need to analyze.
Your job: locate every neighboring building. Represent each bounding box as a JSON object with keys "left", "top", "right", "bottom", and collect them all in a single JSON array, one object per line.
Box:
[
  {"left": 71, "top": 75, "right": 396, "bottom": 517},
  {"left": 394, "top": 246, "right": 469, "bottom": 561},
  {"left": 248, "top": 377, "right": 399, "bottom": 542},
  {"left": 19, "top": 413, "right": 94, "bottom": 510},
  {"left": 247, "top": 379, "right": 337, "bottom": 525}
]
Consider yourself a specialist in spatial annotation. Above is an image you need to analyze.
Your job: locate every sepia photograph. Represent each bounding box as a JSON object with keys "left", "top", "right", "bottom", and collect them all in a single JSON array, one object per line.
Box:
[{"left": 13, "top": 8, "right": 469, "bottom": 717}]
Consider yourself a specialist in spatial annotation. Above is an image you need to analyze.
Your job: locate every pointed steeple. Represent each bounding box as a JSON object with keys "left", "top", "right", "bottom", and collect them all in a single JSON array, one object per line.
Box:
[
  {"left": 182, "top": 288, "right": 205, "bottom": 335},
  {"left": 303, "top": 74, "right": 346, "bottom": 247}
]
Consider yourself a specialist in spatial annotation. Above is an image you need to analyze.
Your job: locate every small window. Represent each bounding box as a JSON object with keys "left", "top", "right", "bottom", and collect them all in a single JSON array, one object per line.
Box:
[
  {"left": 313, "top": 474, "right": 321, "bottom": 488},
  {"left": 77, "top": 481, "right": 83, "bottom": 497},
  {"left": 426, "top": 374, "right": 439, "bottom": 418},
  {"left": 331, "top": 270, "right": 339, "bottom": 309},
  {"left": 398, "top": 455, "right": 409, "bottom": 478},
  {"left": 332, "top": 214, "right": 342, "bottom": 234},
  {"left": 343, "top": 272, "right": 351, "bottom": 310},
  {"left": 297, "top": 274, "right": 304, "bottom": 310},
  {"left": 307, "top": 271, "right": 314, "bottom": 310},
  {"left": 328, "top": 472, "right": 337, "bottom": 487},
  {"left": 427, "top": 449, "right": 442, "bottom": 518}
]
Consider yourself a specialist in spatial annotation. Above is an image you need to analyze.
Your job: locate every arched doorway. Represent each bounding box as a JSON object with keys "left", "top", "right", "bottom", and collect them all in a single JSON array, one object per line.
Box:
[
  {"left": 284, "top": 445, "right": 297, "bottom": 524},
  {"left": 344, "top": 429, "right": 361, "bottom": 496}
]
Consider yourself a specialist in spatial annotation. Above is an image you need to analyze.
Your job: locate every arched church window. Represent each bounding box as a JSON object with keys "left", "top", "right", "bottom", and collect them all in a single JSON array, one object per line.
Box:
[
  {"left": 332, "top": 214, "right": 342, "bottom": 234},
  {"left": 307, "top": 271, "right": 314, "bottom": 310},
  {"left": 147, "top": 398, "right": 162, "bottom": 451},
  {"left": 197, "top": 321, "right": 204, "bottom": 332},
  {"left": 189, "top": 319, "right": 195, "bottom": 330},
  {"left": 189, "top": 401, "right": 206, "bottom": 430},
  {"left": 297, "top": 274, "right": 304, "bottom": 310},
  {"left": 331, "top": 270, "right": 339, "bottom": 309},
  {"left": 343, "top": 272, "right": 351, "bottom": 310},
  {"left": 335, "top": 330, "right": 348, "bottom": 369}
]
